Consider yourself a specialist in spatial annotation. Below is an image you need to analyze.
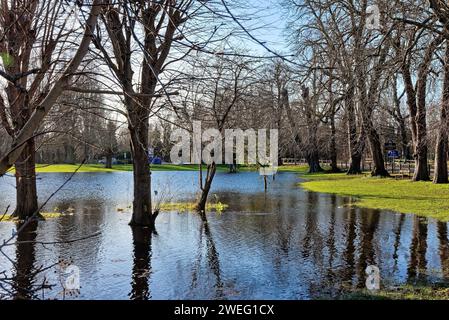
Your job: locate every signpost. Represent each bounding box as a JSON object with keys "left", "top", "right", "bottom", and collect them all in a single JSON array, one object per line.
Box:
[{"left": 388, "top": 150, "right": 400, "bottom": 158}]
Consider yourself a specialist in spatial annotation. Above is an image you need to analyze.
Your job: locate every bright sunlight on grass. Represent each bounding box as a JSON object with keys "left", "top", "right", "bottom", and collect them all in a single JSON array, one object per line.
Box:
[{"left": 300, "top": 172, "right": 449, "bottom": 221}]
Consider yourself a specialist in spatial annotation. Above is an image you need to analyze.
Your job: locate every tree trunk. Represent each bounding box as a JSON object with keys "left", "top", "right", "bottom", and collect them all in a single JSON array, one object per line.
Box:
[
  {"left": 303, "top": 86, "right": 323, "bottom": 174},
  {"left": 129, "top": 121, "right": 154, "bottom": 227},
  {"left": 307, "top": 151, "right": 323, "bottom": 173},
  {"left": 329, "top": 110, "right": 340, "bottom": 173},
  {"left": 0, "top": 1, "right": 103, "bottom": 177},
  {"left": 434, "top": 43, "right": 449, "bottom": 184},
  {"left": 434, "top": 131, "right": 448, "bottom": 183},
  {"left": 413, "top": 120, "right": 430, "bottom": 181},
  {"left": 13, "top": 139, "right": 38, "bottom": 219},
  {"left": 399, "top": 122, "right": 411, "bottom": 160},
  {"left": 348, "top": 153, "right": 363, "bottom": 175},
  {"left": 105, "top": 151, "right": 113, "bottom": 169},
  {"left": 413, "top": 85, "right": 430, "bottom": 181},
  {"left": 196, "top": 163, "right": 217, "bottom": 221},
  {"left": 63, "top": 142, "right": 75, "bottom": 164},
  {"left": 367, "top": 128, "right": 390, "bottom": 177},
  {"left": 346, "top": 86, "right": 365, "bottom": 175}
]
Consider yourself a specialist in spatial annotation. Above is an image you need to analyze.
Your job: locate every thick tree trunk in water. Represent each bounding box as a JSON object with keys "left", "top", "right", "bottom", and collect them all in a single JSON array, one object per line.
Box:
[
  {"left": 129, "top": 122, "right": 156, "bottom": 227},
  {"left": 13, "top": 139, "right": 38, "bottom": 219},
  {"left": 196, "top": 163, "right": 217, "bottom": 221}
]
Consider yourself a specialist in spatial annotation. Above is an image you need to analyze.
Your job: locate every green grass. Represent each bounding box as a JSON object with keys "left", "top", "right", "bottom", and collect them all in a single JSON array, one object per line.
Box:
[
  {"left": 158, "top": 202, "right": 228, "bottom": 213},
  {"left": 300, "top": 171, "right": 449, "bottom": 221},
  {"left": 338, "top": 283, "right": 449, "bottom": 300},
  {"left": 1, "top": 212, "right": 63, "bottom": 222}
]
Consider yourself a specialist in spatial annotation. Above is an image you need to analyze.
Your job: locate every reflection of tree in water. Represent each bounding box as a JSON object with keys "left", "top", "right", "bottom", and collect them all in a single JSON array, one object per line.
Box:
[
  {"left": 356, "top": 208, "right": 380, "bottom": 288},
  {"left": 325, "top": 195, "right": 337, "bottom": 284},
  {"left": 12, "top": 220, "right": 38, "bottom": 300},
  {"left": 392, "top": 214, "right": 406, "bottom": 272},
  {"left": 341, "top": 207, "right": 357, "bottom": 285},
  {"left": 203, "top": 222, "right": 224, "bottom": 299},
  {"left": 129, "top": 226, "right": 154, "bottom": 300},
  {"left": 190, "top": 222, "right": 224, "bottom": 299},
  {"left": 437, "top": 222, "right": 449, "bottom": 278},
  {"left": 407, "top": 216, "right": 428, "bottom": 282},
  {"left": 301, "top": 192, "right": 322, "bottom": 259}
]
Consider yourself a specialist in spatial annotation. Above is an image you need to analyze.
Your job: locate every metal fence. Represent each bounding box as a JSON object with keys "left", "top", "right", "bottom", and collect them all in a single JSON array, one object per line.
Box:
[{"left": 281, "top": 158, "right": 438, "bottom": 176}]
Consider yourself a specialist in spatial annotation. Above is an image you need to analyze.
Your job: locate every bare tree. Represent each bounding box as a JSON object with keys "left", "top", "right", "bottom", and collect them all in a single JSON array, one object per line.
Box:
[
  {"left": 93, "top": 0, "right": 195, "bottom": 227},
  {"left": 0, "top": 0, "right": 103, "bottom": 218}
]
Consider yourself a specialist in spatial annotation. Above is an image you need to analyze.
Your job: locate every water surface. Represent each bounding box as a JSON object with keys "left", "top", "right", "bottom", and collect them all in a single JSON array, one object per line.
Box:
[{"left": 0, "top": 171, "right": 448, "bottom": 299}]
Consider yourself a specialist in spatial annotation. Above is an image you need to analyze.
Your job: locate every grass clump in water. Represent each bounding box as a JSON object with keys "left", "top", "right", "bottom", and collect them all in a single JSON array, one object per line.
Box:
[
  {"left": 0, "top": 212, "right": 63, "bottom": 222},
  {"left": 159, "top": 202, "right": 228, "bottom": 214}
]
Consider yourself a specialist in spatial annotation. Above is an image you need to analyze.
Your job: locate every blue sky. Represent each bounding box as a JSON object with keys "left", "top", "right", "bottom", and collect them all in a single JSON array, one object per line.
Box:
[{"left": 229, "top": 0, "right": 291, "bottom": 57}]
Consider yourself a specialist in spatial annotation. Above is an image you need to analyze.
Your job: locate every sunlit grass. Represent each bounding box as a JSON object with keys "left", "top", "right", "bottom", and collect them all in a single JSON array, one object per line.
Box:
[
  {"left": 339, "top": 284, "right": 449, "bottom": 300},
  {"left": 300, "top": 172, "right": 449, "bottom": 221},
  {"left": 0, "top": 212, "right": 63, "bottom": 222},
  {"left": 159, "top": 202, "right": 228, "bottom": 213},
  {"left": 116, "top": 202, "right": 229, "bottom": 214}
]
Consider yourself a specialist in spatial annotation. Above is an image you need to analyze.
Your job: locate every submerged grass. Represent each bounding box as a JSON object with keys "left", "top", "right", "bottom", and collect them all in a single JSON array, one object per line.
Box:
[{"left": 300, "top": 171, "right": 449, "bottom": 221}]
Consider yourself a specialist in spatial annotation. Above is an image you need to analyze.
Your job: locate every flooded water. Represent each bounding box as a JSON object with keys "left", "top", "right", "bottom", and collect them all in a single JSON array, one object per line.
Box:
[{"left": 0, "top": 171, "right": 448, "bottom": 299}]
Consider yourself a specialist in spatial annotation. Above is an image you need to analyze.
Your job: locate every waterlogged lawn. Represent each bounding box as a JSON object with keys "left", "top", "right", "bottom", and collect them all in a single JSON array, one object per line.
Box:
[{"left": 300, "top": 172, "right": 449, "bottom": 221}]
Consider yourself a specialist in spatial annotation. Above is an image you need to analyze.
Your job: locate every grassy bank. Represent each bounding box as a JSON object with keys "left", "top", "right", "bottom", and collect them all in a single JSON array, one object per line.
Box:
[
  {"left": 7, "top": 163, "right": 310, "bottom": 174},
  {"left": 300, "top": 172, "right": 449, "bottom": 221},
  {"left": 338, "top": 283, "right": 449, "bottom": 300}
]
